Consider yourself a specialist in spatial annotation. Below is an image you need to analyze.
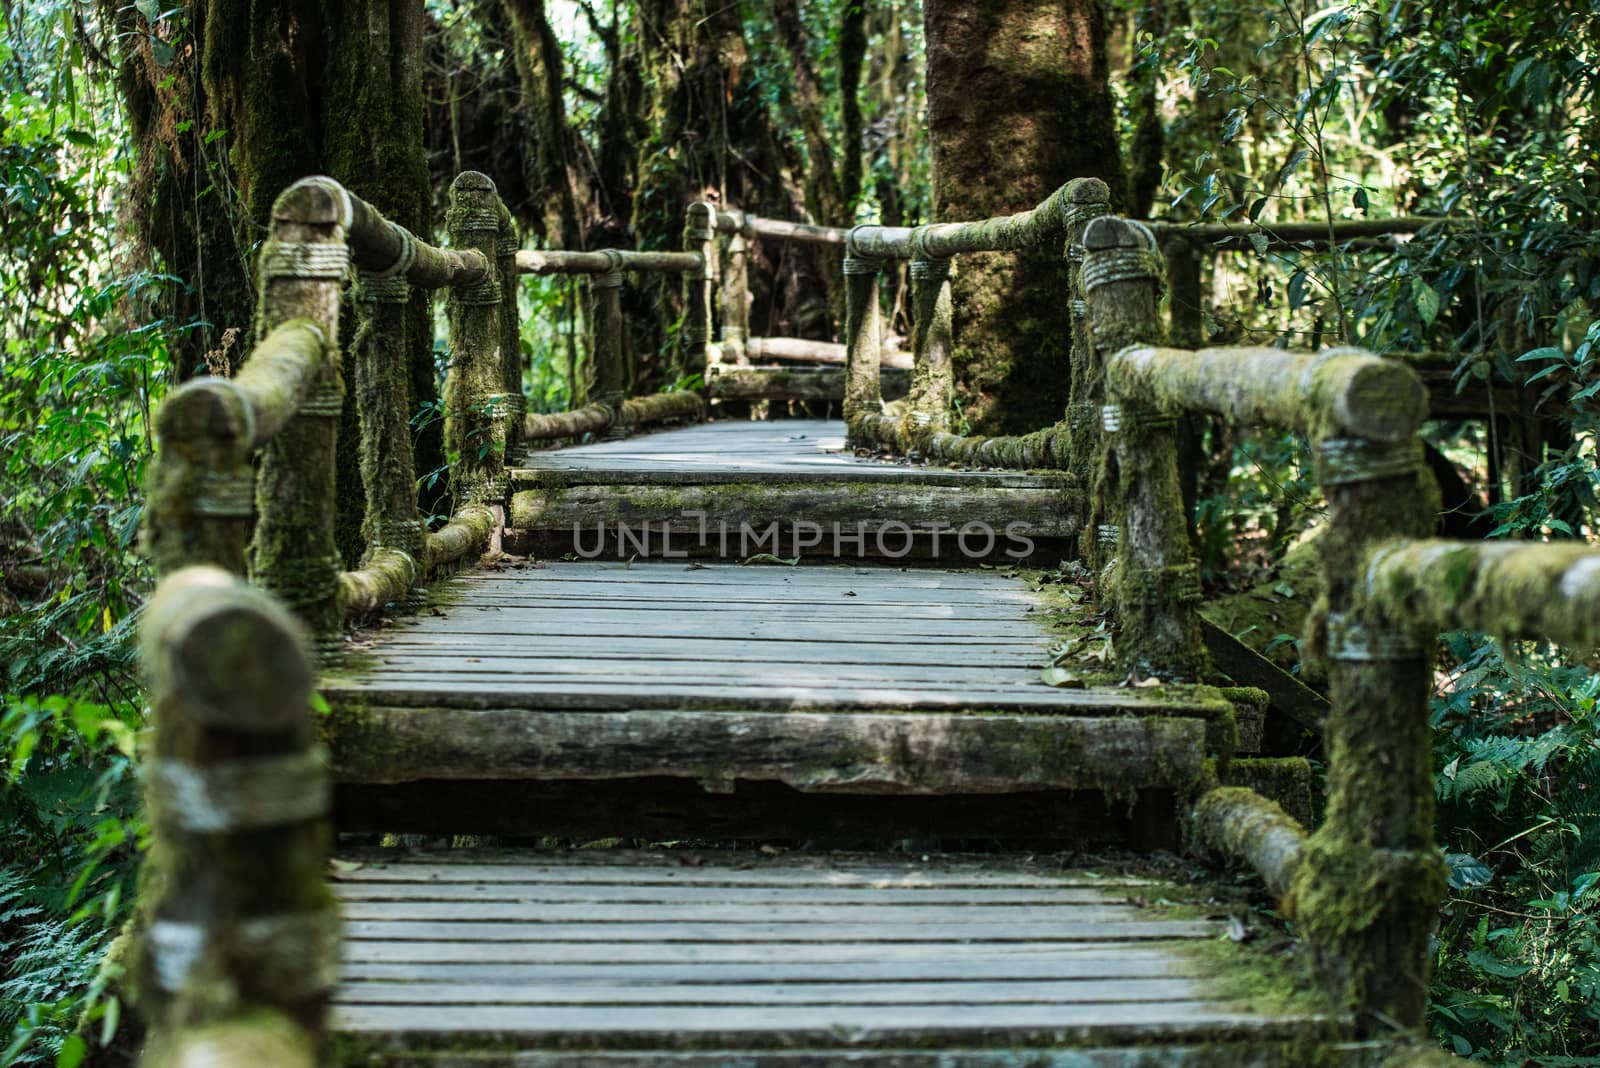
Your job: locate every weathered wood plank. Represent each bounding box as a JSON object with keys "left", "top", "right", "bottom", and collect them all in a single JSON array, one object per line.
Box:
[
  {"left": 337, "top": 940, "right": 1194, "bottom": 965},
  {"left": 338, "top": 956, "right": 1202, "bottom": 984},
  {"left": 332, "top": 861, "right": 1153, "bottom": 888},
  {"left": 359, "top": 638, "right": 1049, "bottom": 667},
  {"left": 320, "top": 680, "right": 1215, "bottom": 715},
  {"left": 332, "top": 978, "right": 1207, "bottom": 1006},
  {"left": 329, "top": 1046, "right": 1344, "bottom": 1067},
  {"left": 332, "top": 883, "right": 1125, "bottom": 904},
  {"left": 332, "top": 1001, "right": 1305, "bottom": 1036},
  {"left": 328, "top": 709, "right": 1209, "bottom": 789},
  {"left": 335, "top": 901, "right": 1152, "bottom": 924}
]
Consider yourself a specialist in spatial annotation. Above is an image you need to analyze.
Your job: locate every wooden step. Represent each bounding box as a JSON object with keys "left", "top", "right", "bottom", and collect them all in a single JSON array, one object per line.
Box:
[
  {"left": 328, "top": 852, "right": 1343, "bottom": 1067},
  {"left": 325, "top": 562, "right": 1236, "bottom": 840}
]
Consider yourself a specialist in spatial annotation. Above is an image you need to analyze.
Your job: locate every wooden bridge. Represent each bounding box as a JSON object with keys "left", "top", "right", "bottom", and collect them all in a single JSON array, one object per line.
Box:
[{"left": 127, "top": 172, "right": 1599, "bottom": 1067}]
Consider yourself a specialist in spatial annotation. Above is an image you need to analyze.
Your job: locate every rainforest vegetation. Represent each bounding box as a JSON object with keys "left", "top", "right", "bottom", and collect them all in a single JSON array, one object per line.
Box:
[{"left": 2, "top": 0, "right": 1599, "bottom": 1063}]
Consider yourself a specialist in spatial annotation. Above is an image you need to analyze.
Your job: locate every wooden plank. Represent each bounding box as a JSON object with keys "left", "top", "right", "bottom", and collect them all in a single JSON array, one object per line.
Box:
[
  {"left": 421, "top": 606, "right": 1046, "bottom": 628},
  {"left": 331, "top": 1001, "right": 1303, "bottom": 1036},
  {"left": 334, "top": 902, "right": 1152, "bottom": 924},
  {"left": 337, "top": 940, "right": 1198, "bottom": 965},
  {"left": 322, "top": 1047, "right": 1340, "bottom": 1067},
  {"left": 332, "top": 978, "right": 1207, "bottom": 1006},
  {"left": 319, "top": 681, "right": 1210, "bottom": 716},
  {"left": 358, "top": 638, "right": 1049, "bottom": 667},
  {"left": 327, "top": 708, "right": 1208, "bottom": 789},
  {"left": 331, "top": 863, "right": 1155, "bottom": 889},
  {"left": 354, "top": 660, "right": 1047, "bottom": 688},
  {"left": 337, "top": 957, "right": 1204, "bottom": 983},
  {"left": 331, "top": 883, "right": 1124, "bottom": 904},
  {"left": 342, "top": 919, "right": 1218, "bottom": 942},
  {"left": 413, "top": 599, "right": 1040, "bottom": 620}
]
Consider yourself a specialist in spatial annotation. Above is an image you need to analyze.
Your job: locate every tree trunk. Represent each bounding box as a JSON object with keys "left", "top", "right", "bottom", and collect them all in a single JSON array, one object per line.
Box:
[
  {"left": 112, "top": 0, "right": 444, "bottom": 561},
  {"left": 923, "top": 0, "right": 1126, "bottom": 434}
]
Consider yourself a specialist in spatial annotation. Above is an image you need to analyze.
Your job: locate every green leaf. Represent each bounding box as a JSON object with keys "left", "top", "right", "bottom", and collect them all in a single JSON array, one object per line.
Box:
[
  {"left": 741, "top": 554, "right": 798, "bottom": 566},
  {"left": 1247, "top": 232, "right": 1269, "bottom": 256},
  {"left": 1247, "top": 197, "right": 1267, "bottom": 222},
  {"left": 56, "top": 1036, "right": 86, "bottom": 1068},
  {"left": 1466, "top": 948, "right": 1531, "bottom": 978},
  {"left": 1514, "top": 346, "right": 1565, "bottom": 363},
  {"left": 1412, "top": 278, "right": 1440, "bottom": 325},
  {"left": 1352, "top": 187, "right": 1369, "bottom": 215},
  {"left": 1287, "top": 269, "right": 1309, "bottom": 312},
  {"left": 1039, "top": 666, "right": 1086, "bottom": 689},
  {"left": 135, "top": 0, "right": 162, "bottom": 21}
]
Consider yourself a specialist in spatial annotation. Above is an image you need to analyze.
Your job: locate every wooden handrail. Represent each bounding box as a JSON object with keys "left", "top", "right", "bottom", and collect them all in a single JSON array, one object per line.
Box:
[{"left": 715, "top": 209, "right": 848, "bottom": 246}]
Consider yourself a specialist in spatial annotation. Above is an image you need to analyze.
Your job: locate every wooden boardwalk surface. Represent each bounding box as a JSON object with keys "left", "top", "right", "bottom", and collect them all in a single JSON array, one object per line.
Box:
[
  {"left": 511, "top": 418, "right": 1066, "bottom": 486},
  {"left": 331, "top": 852, "right": 1320, "bottom": 1064}
]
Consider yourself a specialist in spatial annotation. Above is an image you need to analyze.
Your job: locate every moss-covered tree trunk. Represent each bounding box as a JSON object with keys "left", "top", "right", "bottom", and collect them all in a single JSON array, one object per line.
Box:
[{"left": 923, "top": 0, "right": 1126, "bottom": 433}]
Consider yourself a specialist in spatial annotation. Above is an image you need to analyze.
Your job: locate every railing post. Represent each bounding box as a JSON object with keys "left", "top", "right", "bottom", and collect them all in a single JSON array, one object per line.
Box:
[
  {"left": 135, "top": 567, "right": 335, "bottom": 1064},
  {"left": 1063, "top": 177, "right": 1112, "bottom": 490},
  {"left": 444, "top": 172, "right": 509, "bottom": 508},
  {"left": 683, "top": 201, "right": 717, "bottom": 378},
  {"left": 496, "top": 203, "right": 525, "bottom": 456},
  {"left": 251, "top": 177, "right": 350, "bottom": 644},
  {"left": 591, "top": 251, "right": 628, "bottom": 402},
  {"left": 842, "top": 252, "right": 884, "bottom": 445},
  {"left": 1083, "top": 217, "right": 1207, "bottom": 678},
  {"left": 908, "top": 248, "right": 954, "bottom": 439},
  {"left": 720, "top": 230, "right": 751, "bottom": 366},
  {"left": 144, "top": 383, "right": 257, "bottom": 579},
  {"left": 353, "top": 263, "right": 427, "bottom": 573},
  {"left": 1296, "top": 434, "right": 1441, "bottom": 1031}
]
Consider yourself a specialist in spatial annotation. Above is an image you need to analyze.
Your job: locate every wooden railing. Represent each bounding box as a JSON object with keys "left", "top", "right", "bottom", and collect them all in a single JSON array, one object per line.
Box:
[{"left": 134, "top": 566, "right": 330, "bottom": 1065}]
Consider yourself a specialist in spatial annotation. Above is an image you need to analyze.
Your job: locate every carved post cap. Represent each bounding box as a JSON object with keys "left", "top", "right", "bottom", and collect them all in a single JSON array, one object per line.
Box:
[
  {"left": 1066, "top": 176, "right": 1112, "bottom": 206},
  {"left": 271, "top": 175, "right": 353, "bottom": 229},
  {"left": 449, "top": 170, "right": 499, "bottom": 195},
  {"left": 156, "top": 379, "right": 256, "bottom": 456},
  {"left": 142, "top": 566, "right": 314, "bottom": 733}
]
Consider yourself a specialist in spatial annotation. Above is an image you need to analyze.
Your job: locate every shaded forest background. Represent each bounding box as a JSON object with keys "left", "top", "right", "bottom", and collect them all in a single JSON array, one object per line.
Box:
[{"left": 3, "top": 1, "right": 1600, "bottom": 1064}]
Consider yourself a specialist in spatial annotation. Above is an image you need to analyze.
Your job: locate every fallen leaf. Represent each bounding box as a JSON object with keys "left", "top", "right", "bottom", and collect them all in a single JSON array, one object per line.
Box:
[
  {"left": 1228, "top": 915, "right": 1254, "bottom": 942},
  {"left": 742, "top": 553, "right": 798, "bottom": 566},
  {"left": 1039, "top": 666, "right": 1086, "bottom": 689},
  {"left": 843, "top": 590, "right": 856, "bottom": 597},
  {"left": 1134, "top": 676, "right": 1163, "bottom": 688},
  {"left": 684, "top": 562, "right": 708, "bottom": 570}
]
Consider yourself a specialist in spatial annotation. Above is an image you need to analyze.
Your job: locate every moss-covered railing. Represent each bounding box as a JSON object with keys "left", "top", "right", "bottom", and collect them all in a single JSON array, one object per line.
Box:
[
  {"left": 133, "top": 566, "right": 332, "bottom": 1065},
  {"left": 696, "top": 207, "right": 914, "bottom": 407},
  {"left": 515, "top": 245, "right": 705, "bottom": 434},
  {"left": 143, "top": 172, "right": 525, "bottom": 638},
  {"left": 840, "top": 178, "right": 1114, "bottom": 467},
  {"left": 1073, "top": 213, "right": 1597, "bottom": 1049}
]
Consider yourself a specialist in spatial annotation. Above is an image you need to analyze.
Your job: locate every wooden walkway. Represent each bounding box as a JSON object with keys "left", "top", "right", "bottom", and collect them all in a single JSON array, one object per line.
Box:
[
  {"left": 331, "top": 851, "right": 1323, "bottom": 1065},
  {"left": 511, "top": 419, "right": 1063, "bottom": 486}
]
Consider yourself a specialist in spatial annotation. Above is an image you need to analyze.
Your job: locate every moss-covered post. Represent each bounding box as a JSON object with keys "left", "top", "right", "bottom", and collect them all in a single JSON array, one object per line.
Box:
[
  {"left": 908, "top": 247, "right": 955, "bottom": 441},
  {"left": 1097, "top": 224, "right": 1207, "bottom": 679},
  {"left": 496, "top": 202, "right": 525, "bottom": 456},
  {"left": 682, "top": 201, "right": 717, "bottom": 378},
  {"left": 443, "top": 172, "right": 509, "bottom": 509},
  {"left": 842, "top": 252, "right": 884, "bottom": 446},
  {"left": 1294, "top": 431, "right": 1442, "bottom": 1032},
  {"left": 720, "top": 231, "right": 751, "bottom": 366},
  {"left": 354, "top": 264, "right": 426, "bottom": 578},
  {"left": 591, "top": 251, "right": 627, "bottom": 402},
  {"left": 134, "top": 567, "right": 336, "bottom": 1060},
  {"left": 1079, "top": 216, "right": 1164, "bottom": 581},
  {"left": 1063, "top": 179, "right": 1112, "bottom": 517},
  {"left": 251, "top": 177, "right": 349, "bottom": 643},
  {"left": 144, "top": 384, "right": 258, "bottom": 579}
]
